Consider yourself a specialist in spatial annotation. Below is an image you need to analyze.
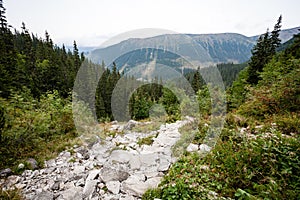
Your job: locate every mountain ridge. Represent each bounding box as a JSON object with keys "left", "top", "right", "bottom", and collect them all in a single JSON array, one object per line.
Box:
[{"left": 86, "top": 26, "right": 299, "bottom": 71}]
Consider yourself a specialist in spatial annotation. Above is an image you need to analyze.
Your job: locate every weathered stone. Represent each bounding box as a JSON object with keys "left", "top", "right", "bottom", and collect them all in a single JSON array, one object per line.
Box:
[
  {"left": 83, "top": 180, "right": 98, "bottom": 198},
  {"left": 124, "top": 120, "right": 138, "bottom": 130},
  {"left": 61, "top": 185, "right": 82, "bottom": 200},
  {"left": 129, "top": 155, "right": 141, "bottom": 170},
  {"left": 199, "top": 144, "right": 212, "bottom": 152},
  {"left": 76, "top": 178, "right": 85, "bottom": 187},
  {"left": 18, "top": 163, "right": 25, "bottom": 170},
  {"left": 158, "top": 158, "right": 170, "bottom": 172},
  {"left": 119, "top": 195, "right": 136, "bottom": 200},
  {"left": 5, "top": 175, "right": 20, "bottom": 188},
  {"left": 73, "top": 165, "right": 85, "bottom": 174},
  {"left": 45, "top": 159, "right": 56, "bottom": 168},
  {"left": 51, "top": 181, "right": 60, "bottom": 191},
  {"left": 33, "top": 190, "right": 53, "bottom": 200},
  {"left": 140, "top": 153, "right": 158, "bottom": 167},
  {"left": 121, "top": 176, "right": 146, "bottom": 197},
  {"left": 27, "top": 158, "right": 38, "bottom": 170},
  {"left": 100, "top": 167, "right": 129, "bottom": 183},
  {"left": 109, "top": 150, "right": 132, "bottom": 164},
  {"left": 186, "top": 143, "right": 199, "bottom": 152},
  {"left": 106, "top": 180, "right": 120, "bottom": 194},
  {"left": 0, "top": 117, "right": 195, "bottom": 199},
  {"left": 0, "top": 168, "right": 12, "bottom": 177},
  {"left": 121, "top": 176, "right": 161, "bottom": 197},
  {"left": 86, "top": 169, "right": 100, "bottom": 181}
]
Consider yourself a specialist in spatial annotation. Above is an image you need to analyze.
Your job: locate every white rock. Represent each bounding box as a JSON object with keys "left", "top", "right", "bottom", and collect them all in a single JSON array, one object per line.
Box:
[
  {"left": 109, "top": 150, "right": 132, "bottom": 164},
  {"left": 129, "top": 155, "right": 141, "bottom": 170},
  {"left": 73, "top": 165, "right": 85, "bottom": 174},
  {"left": 86, "top": 169, "right": 100, "bottom": 181},
  {"left": 83, "top": 180, "right": 98, "bottom": 198},
  {"left": 106, "top": 181, "right": 120, "bottom": 194},
  {"left": 199, "top": 144, "right": 212, "bottom": 152},
  {"left": 18, "top": 163, "right": 25, "bottom": 169},
  {"left": 186, "top": 143, "right": 199, "bottom": 152}
]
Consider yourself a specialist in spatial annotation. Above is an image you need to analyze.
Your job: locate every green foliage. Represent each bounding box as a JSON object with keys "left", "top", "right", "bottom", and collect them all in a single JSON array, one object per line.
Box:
[
  {"left": 0, "top": 89, "right": 77, "bottom": 171},
  {"left": 144, "top": 30, "right": 300, "bottom": 199},
  {"left": 128, "top": 83, "right": 180, "bottom": 122},
  {"left": 144, "top": 125, "right": 300, "bottom": 199},
  {"left": 238, "top": 53, "right": 300, "bottom": 121},
  {"left": 197, "top": 86, "right": 211, "bottom": 117},
  {"left": 227, "top": 67, "right": 250, "bottom": 110},
  {"left": 137, "top": 135, "right": 155, "bottom": 146},
  {"left": 185, "top": 62, "right": 247, "bottom": 91},
  {"left": 0, "top": 2, "right": 84, "bottom": 99}
]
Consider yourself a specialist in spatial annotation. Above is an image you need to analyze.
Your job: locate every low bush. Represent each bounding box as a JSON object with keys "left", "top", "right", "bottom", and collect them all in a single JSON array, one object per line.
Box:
[{"left": 0, "top": 89, "right": 77, "bottom": 172}]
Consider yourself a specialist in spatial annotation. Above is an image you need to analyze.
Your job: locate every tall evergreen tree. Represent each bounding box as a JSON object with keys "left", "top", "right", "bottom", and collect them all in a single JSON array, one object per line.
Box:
[
  {"left": 247, "top": 16, "right": 282, "bottom": 85},
  {"left": 0, "top": 0, "right": 17, "bottom": 97},
  {"left": 191, "top": 68, "right": 201, "bottom": 92},
  {"left": 270, "top": 15, "right": 282, "bottom": 53}
]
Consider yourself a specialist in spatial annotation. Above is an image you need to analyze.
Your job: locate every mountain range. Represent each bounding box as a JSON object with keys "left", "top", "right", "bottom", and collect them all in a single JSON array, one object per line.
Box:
[{"left": 86, "top": 27, "right": 299, "bottom": 72}]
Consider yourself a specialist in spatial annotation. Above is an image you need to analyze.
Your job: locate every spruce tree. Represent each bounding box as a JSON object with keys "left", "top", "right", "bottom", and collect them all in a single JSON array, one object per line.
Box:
[
  {"left": 191, "top": 68, "right": 201, "bottom": 92},
  {"left": 247, "top": 16, "right": 282, "bottom": 85},
  {"left": 270, "top": 15, "right": 282, "bottom": 53},
  {"left": 0, "top": 0, "right": 17, "bottom": 97}
]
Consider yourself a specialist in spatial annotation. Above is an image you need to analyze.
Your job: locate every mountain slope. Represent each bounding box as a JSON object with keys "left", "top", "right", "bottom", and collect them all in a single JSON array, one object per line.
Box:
[{"left": 88, "top": 27, "right": 299, "bottom": 72}]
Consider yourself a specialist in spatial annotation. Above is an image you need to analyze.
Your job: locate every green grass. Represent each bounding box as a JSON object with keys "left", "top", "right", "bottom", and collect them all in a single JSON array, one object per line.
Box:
[{"left": 137, "top": 135, "right": 155, "bottom": 146}]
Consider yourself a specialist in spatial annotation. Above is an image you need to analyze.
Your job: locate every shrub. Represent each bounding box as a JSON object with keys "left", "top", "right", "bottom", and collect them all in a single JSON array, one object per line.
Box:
[{"left": 0, "top": 89, "right": 77, "bottom": 171}]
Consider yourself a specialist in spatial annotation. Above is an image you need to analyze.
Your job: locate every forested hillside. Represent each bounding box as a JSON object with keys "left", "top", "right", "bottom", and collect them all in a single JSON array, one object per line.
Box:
[{"left": 0, "top": 0, "right": 299, "bottom": 199}]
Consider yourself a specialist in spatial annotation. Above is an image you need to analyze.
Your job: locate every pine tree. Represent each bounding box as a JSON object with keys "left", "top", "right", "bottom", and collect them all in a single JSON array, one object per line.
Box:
[
  {"left": 270, "top": 15, "right": 282, "bottom": 53},
  {"left": 73, "top": 40, "right": 81, "bottom": 71},
  {"left": 0, "top": 0, "right": 17, "bottom": 97},
  {"left": 247, "top": 16, "right": 282, "bottom": 85},
  {"left": 191, "top": 68, "right": 201, "bottom": 92},
  {"left": 285, "top": 29, "right": 300, "bottom": 58}
]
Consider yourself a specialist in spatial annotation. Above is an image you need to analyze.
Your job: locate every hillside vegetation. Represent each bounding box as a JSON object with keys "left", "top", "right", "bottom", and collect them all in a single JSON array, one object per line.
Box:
[
  {"left": 142, "top": 18, "right": 300, "bottom": 199},
  {"left": 0, "top": 0, "right": 299, "bottom": 198}
]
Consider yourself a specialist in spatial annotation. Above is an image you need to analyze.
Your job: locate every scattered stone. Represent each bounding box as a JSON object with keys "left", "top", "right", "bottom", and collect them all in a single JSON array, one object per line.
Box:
[
  {"left": 18, "top": 163, "right": 25, "bottom": 170},
  {"left": 199, "top": 144, "right": 212, "bottom": 152},
  {"left": 0, "top": 168, "right": 12, "bottom": 177},
  {"left": 51, "top": 181, "right": 60, "bottom": 191},
  {"left": 100, "top": 167, "right": 129, "bottom": 183},
  {"left": 83, "top": 180, "right": 98, "bottom": 198},
  {"left": 106, "top": 181, "right": 120, "bottom": 194},
  {"left": 186, "top": 143, "right": 199, "bottom": 152},
  {"left": 0, "top": 117, "right": 195, "bottom": 199},
  {"left": 86, "top": 169, "right": 100, "bottom": 181},
  {"left": 60, "top": 185, "right": 82, "bottom": 200},
  {"left": 26, "top": 158, "right": 38, "bottom": 170},
  {"left": 33, "top": 190, "right": 53, "bottom": 200},
  {"left": 109, "top": 150, "right": 132, "bottom": 164},
  {"left": 124, "top": 120, "right": 138, "bottom": 130}
]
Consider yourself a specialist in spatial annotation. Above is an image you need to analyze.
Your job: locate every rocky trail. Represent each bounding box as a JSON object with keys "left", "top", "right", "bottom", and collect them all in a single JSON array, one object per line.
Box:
[{"left": 1, "top": 117, "right": 196, "bottom": 200}]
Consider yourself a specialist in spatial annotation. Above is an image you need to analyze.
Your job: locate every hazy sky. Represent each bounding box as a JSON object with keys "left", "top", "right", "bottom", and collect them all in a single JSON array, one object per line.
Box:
[{"left": 5, "top": 0, "right": 300, "bottom": 46}]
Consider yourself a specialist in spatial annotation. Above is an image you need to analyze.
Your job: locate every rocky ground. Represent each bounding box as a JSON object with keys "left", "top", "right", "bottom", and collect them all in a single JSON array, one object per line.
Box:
[{"left": 0, "top": 117, "right": 196, "bottom": 200}]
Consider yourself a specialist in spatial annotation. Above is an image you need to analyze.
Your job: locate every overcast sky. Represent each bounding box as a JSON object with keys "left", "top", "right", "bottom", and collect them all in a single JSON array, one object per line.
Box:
[{"left": 5, "top": 0, "right": 300, "bottom": 47}]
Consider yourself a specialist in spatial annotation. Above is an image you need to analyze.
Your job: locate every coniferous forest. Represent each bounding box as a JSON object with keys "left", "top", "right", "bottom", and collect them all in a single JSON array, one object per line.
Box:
[{"left": 0, "top": 0, "right": 299, "bottom": 199}]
